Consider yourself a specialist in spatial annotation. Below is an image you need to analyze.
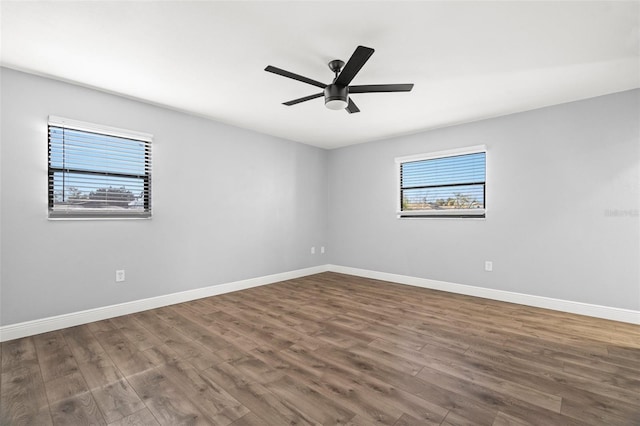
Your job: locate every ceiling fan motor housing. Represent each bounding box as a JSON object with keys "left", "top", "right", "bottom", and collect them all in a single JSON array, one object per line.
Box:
[{"left": 324, "top": 84, "right": 349, "bottom": 110}]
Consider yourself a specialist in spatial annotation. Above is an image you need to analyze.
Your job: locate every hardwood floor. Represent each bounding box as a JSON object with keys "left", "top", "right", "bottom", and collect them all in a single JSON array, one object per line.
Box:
[{"left": 2, "top": 272, "right": 639, "bottom": 425}]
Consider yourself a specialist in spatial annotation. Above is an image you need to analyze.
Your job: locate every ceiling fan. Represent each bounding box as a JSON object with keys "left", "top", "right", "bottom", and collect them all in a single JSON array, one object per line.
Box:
[{"left": 265, "top": 45, "right": 414, "bottom": 113}]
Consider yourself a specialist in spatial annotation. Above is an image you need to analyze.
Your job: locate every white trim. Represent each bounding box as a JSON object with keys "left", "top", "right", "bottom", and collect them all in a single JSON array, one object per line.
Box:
[
  {"left": 48, "top": 216, "right": 151, "bottom": 221},
  {"left": 398, "top": 208, "right": 485, "bottom": 217},
  {"left": 3, "top": 263, "right": 637, "bottom": 342},
  {"left": 0, "top": 265, "right": 329, "bottom": 342},
  {"left": 48, "top": 115, "right": 153, "bottom": 141},
  {"left": 326, "top": 265, "right": 640, "bottom": 325},
  {"left": 395, "top": 144, "right": 487, "bottom": 164}
]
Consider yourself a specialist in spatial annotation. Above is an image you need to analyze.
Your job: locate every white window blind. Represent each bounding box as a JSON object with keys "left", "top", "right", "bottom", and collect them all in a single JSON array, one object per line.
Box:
[
  {"left": 48, "top": 116, "right": 152, "bottom": 219},
  {"left": 397, "top": 146, "right": 486, "bottom": 218}
]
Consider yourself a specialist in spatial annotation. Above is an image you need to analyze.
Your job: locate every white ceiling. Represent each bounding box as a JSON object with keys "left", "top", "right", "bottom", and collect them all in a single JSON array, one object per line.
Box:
[{"left": 1, "top": 1, "right": 638, "bottom": 149}]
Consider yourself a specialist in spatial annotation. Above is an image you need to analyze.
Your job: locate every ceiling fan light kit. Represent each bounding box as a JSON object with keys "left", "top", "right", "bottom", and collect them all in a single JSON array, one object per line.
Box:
[
  {"left": 265, "top": 45, "right": 414, "bottom": 114},
  {"left": 324, "top": 85, "right": 349, "bottom": 110}
]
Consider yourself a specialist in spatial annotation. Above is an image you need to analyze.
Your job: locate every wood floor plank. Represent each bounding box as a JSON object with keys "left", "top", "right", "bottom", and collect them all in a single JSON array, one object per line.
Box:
[
  {"left": 308, "top": 347, "right": 449, "bottom": 424},
  {"left": 143, "top": 344, "right": 182, "bottom": 368},
  {"left": 130, "top": 310, "right": 192, "bottom": 347},
  {"left": 250, "top": 345, "right": 403, "bottom": 424},
  {"left": 106, "top": 408, "right": 159, "bottom": 426},
  {"left": 491, "top": 411, "right": 533, "bottom": 426},
  {"left": 1, "top": 337, "right": 38, "bottom": 373},
  {"left": 201, "top": 363, "right": 317, "bottom": 425},
  {"left": 229, "top": 353, "right": 285, "bottom": 385},
  {"left": 92, "top": 328, "right": 155, "bottom": 377},
  {"left": 154, "top": 306, "right": 221, "bottom": 344},
  {"left": 50, "top": 392, "right": 106, "bottom": 426},
  {"left": 1, "top": 272, "right": 639, "bottom": 425},
  {"left": 63, "top": 327, "right": 125, "bottom": 391},
  {"left": 44, "top": 371, "right": 89, "bottom": 404},
  {"left": 361, "top": 340, "right": 498, "bottom": 424},
  {"left": 163, "top": 337, "right": 226, "bottom": 371},
  {"left": 127, "top": 366, "right": 211, "bottom": 425},
  {"left": 61, "top": 325, "right": 108, "bottom": 366},
  {"left": 263, "top": 374, "right": 356, "bottom": 424},
  {"left": 75, "top": 355, "right": 124, "bottom": 392},
  {"left": 416, "top": 350, "right": 564, "bottom": 413},
  {"left": 349, "top": 343, "right": 424, "bottom": 376},
  {"left": 87, "top": 319, "right": 119, "bottom": 334},
  {"left": 1, "top": 362, "right": 53, "bottom": 426},
  {"left": 109, "top": 315, "right": 164, "bottom": 352},
  {"left": 91, "top": 378, "right": 146, "bottom": 424},
  {"left": 229, "top": 411, "right": 268, "bottom": 426},
  {"left": 462, "top": 340, "right": 640, "bottom": 412},
  {"left": 33, "top": 331, "right": 80, "bottom": 382},
  {"left": 256, "top": 340, "right": 449, "bottom": 425},
  {"left": 158, "top": 359, "right": 249, "bottom": 425},
  {"left": 1, "top": 337, "right": 53, "bottom": 424},
  {"left": 559, "top": 398, "right": 634, "bottom": 426},
  {"left": 212, "top": 310, "right": 300, "bottom": 350},
  {"left": 415, "top": 364, "right": 584, "bottom": 426}
]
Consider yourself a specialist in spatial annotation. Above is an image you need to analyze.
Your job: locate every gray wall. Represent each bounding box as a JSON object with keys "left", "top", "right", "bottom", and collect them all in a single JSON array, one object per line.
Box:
[
  {"left": 328, "top": 90, "right": 640, "bottom": 310},
  {"left": 0, "top": 68, "right": 328, "bottom": 325},
  {"left": 2, "top": 67, "right": 638, "bottom": 327}
]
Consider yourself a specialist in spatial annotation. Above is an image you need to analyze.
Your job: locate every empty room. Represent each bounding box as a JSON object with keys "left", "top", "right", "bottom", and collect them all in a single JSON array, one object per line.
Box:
[{"left": 1, "top": 1, "right": 639, "bottom": 425}]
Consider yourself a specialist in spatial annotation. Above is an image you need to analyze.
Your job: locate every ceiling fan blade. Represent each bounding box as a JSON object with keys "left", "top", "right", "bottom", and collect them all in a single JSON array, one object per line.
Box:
[
  {"left": 349, "top": 84, "right": 414, "bottom": 93},
  {"left": 283, "top": 93, "right": 324, "bottom": 106},
  {"left": 334, "top": 45, "right": 375, "bottom": 86},
  {"left": 345, "top": 98, "right": 360, "bottom": 114},
  {"left": 265, "top": 66, "right": 326, "bottom": 89}
]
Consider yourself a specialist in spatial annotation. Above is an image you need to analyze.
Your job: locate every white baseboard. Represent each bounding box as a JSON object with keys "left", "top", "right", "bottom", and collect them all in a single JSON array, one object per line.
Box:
[
  {"left": 327, "top": 264, "right": 640, "bottom": 325},
  {"left": 0, "top": 265, "right": 329, "bottom": 342},
  {"left": 2, "top": 263, "right": 637, "bottom": 342}
]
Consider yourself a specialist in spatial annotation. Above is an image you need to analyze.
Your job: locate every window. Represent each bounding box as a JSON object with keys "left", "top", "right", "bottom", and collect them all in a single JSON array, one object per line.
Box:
[
  {"left": 396, "top": 145, "right": 486, "bottom": 218},
  {"left": 48, "top": 116, "right": 152, "bottom": 219}
]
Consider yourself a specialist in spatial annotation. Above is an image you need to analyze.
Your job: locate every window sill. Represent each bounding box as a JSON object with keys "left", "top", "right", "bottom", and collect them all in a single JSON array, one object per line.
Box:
[
  {"left": 397, "top": 209, "right": 486, "bottom": 219},
  {"left": 48, "top": 214, "right": 152, "bottom": 221}
]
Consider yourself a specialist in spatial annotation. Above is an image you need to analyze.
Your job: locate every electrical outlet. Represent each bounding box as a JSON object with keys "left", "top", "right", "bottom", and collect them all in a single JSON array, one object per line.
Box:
[
  {"left": 320, "top": 246, "right": 325, "bottom": 254},
  {"left": 484, "top": 261, "right": 493, "bottom": 272},
  {"left": 311, "top": 246, "right": 316, "bottom": 254},
  {"left": 115, "top": 269, "right": 125, "bottom": 282}
]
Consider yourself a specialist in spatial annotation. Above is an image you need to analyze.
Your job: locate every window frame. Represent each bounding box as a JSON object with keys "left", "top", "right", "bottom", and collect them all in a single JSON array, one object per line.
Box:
[
  {"left": 395, "top": 145, "right": 487, "bottom": 219},
  {"left": 47, "top": 116, "right": 153, "bottom": 220}
]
